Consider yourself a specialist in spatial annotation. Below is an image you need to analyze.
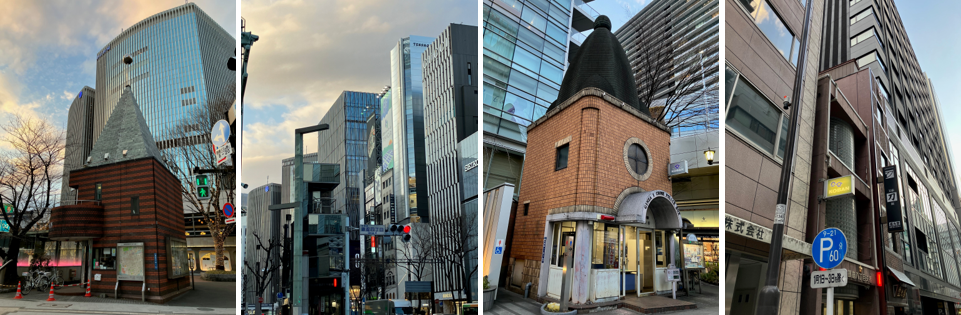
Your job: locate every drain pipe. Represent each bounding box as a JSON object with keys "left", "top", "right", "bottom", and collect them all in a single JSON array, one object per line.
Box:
[{"left": 524, "top": 282, "right": 533, "bottom": 298}]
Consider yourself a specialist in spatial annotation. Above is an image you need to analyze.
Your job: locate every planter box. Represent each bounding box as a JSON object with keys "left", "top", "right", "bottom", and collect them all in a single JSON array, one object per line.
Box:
[
  {"left": 483, "top": 288, "right": 496, "bottom": 311},
  {"left": 541, "top": 303, "right": 577, "bottom": 315},
  {"left": 201, "top": 272, "right": 236, "bottom": 282}
]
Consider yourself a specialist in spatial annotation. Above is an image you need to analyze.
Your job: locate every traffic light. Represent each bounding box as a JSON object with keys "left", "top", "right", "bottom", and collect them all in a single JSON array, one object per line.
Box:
[
  {"left": 195, "top": 174, "right": 211, "bottom": 200},
  {"left": 402, "top": 224, "right": 411, "bottom": 243}
]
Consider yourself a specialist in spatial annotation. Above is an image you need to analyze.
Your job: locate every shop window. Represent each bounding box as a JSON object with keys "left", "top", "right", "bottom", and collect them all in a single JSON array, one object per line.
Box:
[
  {"left": 591, "top": 223, "right": 619, "bottom": 269},
  {"left": 93, "top": 247, "right": 116, "bottom": 270}
]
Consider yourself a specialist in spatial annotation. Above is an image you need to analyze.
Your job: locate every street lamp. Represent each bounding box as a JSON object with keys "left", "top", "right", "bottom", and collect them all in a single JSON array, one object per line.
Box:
[{"left": 704, "top": 149, "right": 717, "bottom": 165}]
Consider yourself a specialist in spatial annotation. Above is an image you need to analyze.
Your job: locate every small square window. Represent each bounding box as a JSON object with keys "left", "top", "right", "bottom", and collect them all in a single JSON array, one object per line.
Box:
[
  {"left": 523, "top": 203, "right": 530, "bottom": 216},
  {"left": 555, "top": 144, "right": 569, "bottom": 171}
]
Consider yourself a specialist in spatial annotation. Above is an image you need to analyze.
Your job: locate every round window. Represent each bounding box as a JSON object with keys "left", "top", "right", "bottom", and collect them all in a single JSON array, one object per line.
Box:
[{"left": 628, "top": 144, "right": 648, "bottom": 175}]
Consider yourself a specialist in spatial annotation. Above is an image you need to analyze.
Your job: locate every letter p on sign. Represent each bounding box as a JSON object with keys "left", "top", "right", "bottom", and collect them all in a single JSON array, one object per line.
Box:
[{"left": 820, "top": 237, "right": 833, "bottom": 262}]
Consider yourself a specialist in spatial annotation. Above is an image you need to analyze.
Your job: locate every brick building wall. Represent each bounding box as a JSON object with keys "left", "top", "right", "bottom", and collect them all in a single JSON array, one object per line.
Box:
[
  {"left": 67, "top": 157, "right": 190, "bottom": 303},
  {"left": 509, "top": 89, "right": 672, "bottom": 294}
]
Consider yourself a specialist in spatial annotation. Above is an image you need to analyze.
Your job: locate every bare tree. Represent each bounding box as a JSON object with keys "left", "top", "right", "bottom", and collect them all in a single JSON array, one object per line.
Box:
[
  {"left": 244, "top": 233, "right": 281, "bottom": 314},
  {"left": 433, "top": 210, "right": 478, "bottom": 302},
  {"left": 162, "top": 92, "right": 236, "bottom": 271},
  {"left": 0, "top": 114, "right": 65, "bottom": 284},
  {"left": 395, "top": 223, "right": 438, "bottom": 311},
  {"left": 628, "top": 20, "right": 719, "bottom": 132}
]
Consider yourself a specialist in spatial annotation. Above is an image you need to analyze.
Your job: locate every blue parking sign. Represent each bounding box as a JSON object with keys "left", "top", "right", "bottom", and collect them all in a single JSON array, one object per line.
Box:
[{"left": 812, "top": 228, "right": 847, "bottom": 269}]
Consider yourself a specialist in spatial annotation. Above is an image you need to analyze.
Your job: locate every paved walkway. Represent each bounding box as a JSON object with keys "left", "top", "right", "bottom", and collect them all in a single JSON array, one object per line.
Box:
[
  {"left": 486, "top": 283, "right": 720, "bottom": 315},
  {"left": 0, "top": 278, "right": 235, "bottom": 314},
  {"left": 486, "top": 289, "right": 641, "bottom": 315}
]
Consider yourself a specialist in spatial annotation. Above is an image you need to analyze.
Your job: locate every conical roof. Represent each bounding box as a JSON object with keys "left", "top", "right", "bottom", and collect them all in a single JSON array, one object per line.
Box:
[
  {"left": 549, "top": 15, "right": 647, "bottom": 115},
  {"left": 86, "top": 86, "right": 164, "bottom": 167}
]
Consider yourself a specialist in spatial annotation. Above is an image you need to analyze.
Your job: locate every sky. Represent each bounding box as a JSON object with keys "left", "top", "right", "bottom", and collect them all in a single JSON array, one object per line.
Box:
[
  {"left": 896, "top": 0, "right": 961, "bottom": 186},
  {"left": 0, "top": 0, "right": 235, "bottom": 139},
  {"left": 240, "top": 0, "right": 477, "bottom": 193}
]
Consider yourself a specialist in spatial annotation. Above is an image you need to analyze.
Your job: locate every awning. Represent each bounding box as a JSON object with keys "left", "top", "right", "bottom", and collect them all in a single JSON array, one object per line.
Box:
[{"left": 887, "top": 267, "right": 916, "bottom": 287}]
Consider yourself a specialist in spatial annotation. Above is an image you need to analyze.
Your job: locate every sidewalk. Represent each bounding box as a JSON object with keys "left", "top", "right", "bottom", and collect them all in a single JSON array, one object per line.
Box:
[
  {"left": 487, "top": 283, "right": 720, "bottom": 315},
  {"left": 0, "top": 278, "right": 235, "bottom": 314},
  {"left": 0, "top": 299, "right": 234, "bottom": 314}
]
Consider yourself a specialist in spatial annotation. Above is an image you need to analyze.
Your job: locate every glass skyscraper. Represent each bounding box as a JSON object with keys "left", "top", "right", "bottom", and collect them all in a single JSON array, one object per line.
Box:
[
  {"left": 482, "top": 0, "right": 595, "bottom": 190},
  {"left": 388, "top": 35, "right": 434, "bottom": 223},
  {"left": 93, "top": 3, "right": 235, "bottom": 187},
  {"left": 316, "top": 91, "right": 380, "bottom": 285}
]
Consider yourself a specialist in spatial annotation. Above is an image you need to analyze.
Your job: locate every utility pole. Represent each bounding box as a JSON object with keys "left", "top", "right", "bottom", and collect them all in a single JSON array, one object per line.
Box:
[{"left": 755, "top": 0, "right": 815, "bottom": 313}]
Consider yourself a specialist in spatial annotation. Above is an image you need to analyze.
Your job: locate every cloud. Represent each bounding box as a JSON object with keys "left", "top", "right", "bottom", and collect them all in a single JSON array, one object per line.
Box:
[
  {"left": 239, "top": 0, "right": 476, "bottom": 191},
  {"left": 0, "top": 0, "right": 235, "bottom": 145}
]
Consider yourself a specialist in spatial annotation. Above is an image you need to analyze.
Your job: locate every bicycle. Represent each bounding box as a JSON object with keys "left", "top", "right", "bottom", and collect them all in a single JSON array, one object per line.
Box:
[
  {"left": 21, "top": 269, "right": 51, "bottom": 295},
  {"left": 46, "top": 269, "right": 64, "bottom": 289}
]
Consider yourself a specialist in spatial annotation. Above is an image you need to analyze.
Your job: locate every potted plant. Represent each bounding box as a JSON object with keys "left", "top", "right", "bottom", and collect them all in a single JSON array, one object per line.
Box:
[
  {"left": 482, "top": 276, "right": 496, "bottom": 311},
  {"left": 541, "top": 302, "right": 577, "bottom": 315}
]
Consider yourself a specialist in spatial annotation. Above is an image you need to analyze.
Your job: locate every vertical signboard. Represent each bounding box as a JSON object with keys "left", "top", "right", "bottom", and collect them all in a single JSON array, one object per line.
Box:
[{"left": 883, "top": 165, "right": 904, "bottom": 232}]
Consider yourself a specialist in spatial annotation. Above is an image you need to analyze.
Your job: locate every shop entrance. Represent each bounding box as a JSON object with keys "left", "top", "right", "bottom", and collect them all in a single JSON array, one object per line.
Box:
[{"left": 621, "top": 226, "right": 655, "bottom": 296}]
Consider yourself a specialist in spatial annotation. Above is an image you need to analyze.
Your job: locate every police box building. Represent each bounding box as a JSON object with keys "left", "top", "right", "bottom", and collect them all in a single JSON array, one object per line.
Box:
[{"left": 507, "top": 16, "right": 697, "bottom": 307}]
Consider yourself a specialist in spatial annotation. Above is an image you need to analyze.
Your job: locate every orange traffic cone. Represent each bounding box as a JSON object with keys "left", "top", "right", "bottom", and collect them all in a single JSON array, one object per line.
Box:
[
  {"left": 13, "top": 281, "right": 22, "bottom": 299},
  {"left": 84, "top": 280, "right": 91, "bottom": 297},
  {"left": 45, "top": 283, "right": 55, "bottom": 301}
]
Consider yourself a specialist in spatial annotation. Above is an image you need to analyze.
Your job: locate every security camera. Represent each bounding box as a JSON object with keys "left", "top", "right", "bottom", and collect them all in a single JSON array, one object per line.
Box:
[
  {"left": 123, "top": 54, "right": 133, "bottom": 64},
  {"left": 241, "top": 183, "right": 249, "bottom": 189}
]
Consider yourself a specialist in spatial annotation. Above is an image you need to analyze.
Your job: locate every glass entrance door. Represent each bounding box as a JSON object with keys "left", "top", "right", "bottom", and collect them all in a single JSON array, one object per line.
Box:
[{"left": 639, "top": 230, "right": 655, "bottom": 294}]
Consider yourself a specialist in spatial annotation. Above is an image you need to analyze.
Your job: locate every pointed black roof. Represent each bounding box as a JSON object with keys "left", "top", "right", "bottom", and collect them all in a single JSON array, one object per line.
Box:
[
  {"left": 86, "top": 86, "right": 164, "bottom": 167},
  {"left": 549, "top": 15, "right": 646, "bottom": 115}
]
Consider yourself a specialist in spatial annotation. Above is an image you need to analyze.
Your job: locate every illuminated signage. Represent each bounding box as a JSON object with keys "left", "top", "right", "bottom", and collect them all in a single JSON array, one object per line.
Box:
[{"left": 824, "top": 175, "right": 854, "bottom": 199}]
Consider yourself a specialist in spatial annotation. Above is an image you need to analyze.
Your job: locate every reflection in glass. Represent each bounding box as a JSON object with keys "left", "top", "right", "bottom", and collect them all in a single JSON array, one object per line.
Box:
[
  {"left": 754, "top": 1, "right": 795, "bottom": 61},
  {"left": 726, "top": 77, "right": 781, "bottom": 155}
]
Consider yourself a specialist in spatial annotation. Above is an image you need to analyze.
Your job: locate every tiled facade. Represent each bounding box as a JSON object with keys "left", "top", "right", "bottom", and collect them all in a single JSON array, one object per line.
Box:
[{"left": 724, "top": 0, "right": 825, "bottom": 314}]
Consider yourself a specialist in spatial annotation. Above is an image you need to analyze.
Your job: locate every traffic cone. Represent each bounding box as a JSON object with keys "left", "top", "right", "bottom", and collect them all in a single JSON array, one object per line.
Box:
[
  {"left": 13, "top": 281, "right": 22, "bottom": 299},
  {"left": 84, "top": 280, "right": 92, "bottom": 297},
  {"left": 46, "top": 283, "right": 55, "bottom": 301}
]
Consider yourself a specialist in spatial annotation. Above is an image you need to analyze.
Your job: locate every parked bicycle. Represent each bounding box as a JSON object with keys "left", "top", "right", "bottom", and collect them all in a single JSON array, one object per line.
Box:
[
  {"left": 47, "top": 269, "right": 64, "bottom": 289},
  {"left": 20, "top": 269, "right": 51, "bottom": 295}
]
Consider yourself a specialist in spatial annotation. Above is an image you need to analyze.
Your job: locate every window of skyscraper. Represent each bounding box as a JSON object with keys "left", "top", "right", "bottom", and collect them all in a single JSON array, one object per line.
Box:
[
  {"left": 725, "top": 64, "right": 786, "bottom": 159},
  {"left": 737, "top": 0, "right": 799, "bottom": 66}
]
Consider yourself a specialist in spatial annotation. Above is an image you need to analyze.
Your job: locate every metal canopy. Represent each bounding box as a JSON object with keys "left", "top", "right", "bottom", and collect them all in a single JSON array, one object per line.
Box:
[
  {"left": 616, "top": 190, "right": 682, "bottom": 229},
  {"left": 887, "top": 267, "right": 917, "bottom": 287}
]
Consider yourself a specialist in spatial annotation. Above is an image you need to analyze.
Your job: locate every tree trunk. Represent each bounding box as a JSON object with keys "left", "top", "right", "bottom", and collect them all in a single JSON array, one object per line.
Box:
[
  {"left": 214, "top": 234, "right": 226, "bottom": 271},
  {"left": 1, "top": 237, "right": 21, "bottom": 285}
]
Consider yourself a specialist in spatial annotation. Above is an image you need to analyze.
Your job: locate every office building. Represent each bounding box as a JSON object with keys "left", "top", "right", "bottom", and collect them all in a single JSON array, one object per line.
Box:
[
  {"left": 725, "top": 0, "right": 961, "bottom": 314},
  {"left": 422, "top": 23, "right": 479, "bottom": 307},
  {"left": 482, "top": 0, "right": 597, "bottom": 192},
  {"left": 316, "top": 90, "right": 380, "bottom": 286},
  {"left": 614, "top": 0, "right": 720, "bottom": 137},
  {"left": 244, "top": 183, "right": 282, "bottom": 307},
  {"left": 387, "top": 35, "right": 434, "bottom": 223},
  {"left": 724, "top": 0, "right": 824, "bottom": 314},
  {"left": 282, "top": 153, "right": 319, "bottom": 204},
  {"left": 62, "top": 86, "right": 96, "bottom": 204},
  {"left": 93, "top": 3, "right": 235, "bottom": 186}
]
